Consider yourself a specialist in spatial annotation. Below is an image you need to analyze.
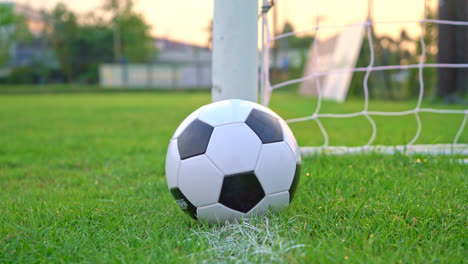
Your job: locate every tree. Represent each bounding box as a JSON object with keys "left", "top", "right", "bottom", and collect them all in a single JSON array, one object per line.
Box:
[
  {"left": 406, "top": 6, "right": 438, "bottom": 98},
  {"left": 103, "top": 0, "right": 156, "bottom": 63},
  {"left": 45, "top": 3, "right": 79, "bottom": 81},
  {"left": 278, "top": 21, "right": 314, "bottom": 49},
  {"left": 45, "top": 3, "right": 115, "bottom": 82},
  {"left": 45, "top": 1, "right": 154, "bottom": 82},
  {"left": 437, "top": 0, "right": 467, "bottom": 100},
  {"left": 0, "top": 4, "right": 15, "bottom": 67},
  {"left": 0, "top": 4, "right": 33, "bottom": 67},
  {"left": 118, "top": 9, "right": 156, "bottom": 62},
  {"left": 75, "top": 13, "right": 114, "bottom": 82}
]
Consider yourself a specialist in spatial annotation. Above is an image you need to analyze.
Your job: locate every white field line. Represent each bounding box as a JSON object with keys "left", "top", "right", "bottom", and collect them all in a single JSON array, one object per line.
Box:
[
  {"left": 189, "top": 216, "right": 305, "bottom": 263},
  {"left": 300, "top": 144, "right": 468, "bottom": 156}
]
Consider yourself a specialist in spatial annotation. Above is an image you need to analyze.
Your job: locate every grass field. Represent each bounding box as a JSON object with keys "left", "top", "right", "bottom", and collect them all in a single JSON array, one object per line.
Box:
[{"left": 0, "top": 89, "right": 467, "bottom": 263}]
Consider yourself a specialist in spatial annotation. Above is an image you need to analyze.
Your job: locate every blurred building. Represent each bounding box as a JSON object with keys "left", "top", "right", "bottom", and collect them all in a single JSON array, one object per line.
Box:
[
  {"left": 100, "top": 39, "right": 212, "bottom": 89},
  {"left": 0, "top": 2, "right": 57, "bottom": 76},
  {"left": 154, "top": 38, "right": 211, "bottom": 64}
]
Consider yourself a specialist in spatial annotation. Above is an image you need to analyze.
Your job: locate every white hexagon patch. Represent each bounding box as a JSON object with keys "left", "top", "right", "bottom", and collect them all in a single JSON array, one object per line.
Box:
[
  {"left": 206, "top": 123, "right": 262, "bottom": 175},
  {"left": 178, "top": 155, "right": 224, "bottom": 207},
  {"left": 255, "top": 142, "right": 296, "bottom": 194},
  {"left": 198, "top": 99, "right": 254, "bottom": 127}
]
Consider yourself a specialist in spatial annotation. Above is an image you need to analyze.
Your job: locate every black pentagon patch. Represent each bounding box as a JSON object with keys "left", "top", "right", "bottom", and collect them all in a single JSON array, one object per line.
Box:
[
  {"left": 245, "top": 109, "right": 283, "bottom": 144},
  {"left": 289, "top": 164, "right": 301, "bottom": 202},
  {"left": 219, "top": 171, "right": 265, "bottom": 213},
  {"left": 170, "top": 187, "right": 197, "bottom": 220},
  {"left": 178, "top": 119, "right": 214, "bottom": 160}
]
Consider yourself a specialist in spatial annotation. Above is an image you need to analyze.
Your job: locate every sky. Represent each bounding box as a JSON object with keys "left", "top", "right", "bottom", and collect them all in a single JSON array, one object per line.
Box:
[{"left": 8, "top": 0, "right": 437, "bottom": 47}]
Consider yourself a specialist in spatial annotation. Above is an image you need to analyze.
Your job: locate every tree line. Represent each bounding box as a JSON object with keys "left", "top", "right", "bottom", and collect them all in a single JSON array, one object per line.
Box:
[{"left": 0, "top": 0, "right": 155, "bottom": 84}]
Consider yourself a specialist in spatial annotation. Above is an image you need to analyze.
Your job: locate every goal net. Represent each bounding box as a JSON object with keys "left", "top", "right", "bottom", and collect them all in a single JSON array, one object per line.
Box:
[{"left": 260, "top": 0, "right": 468, "bottom": 155}]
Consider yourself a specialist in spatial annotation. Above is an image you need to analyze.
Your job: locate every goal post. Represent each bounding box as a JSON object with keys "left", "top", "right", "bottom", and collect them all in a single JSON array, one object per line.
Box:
[
  {"left": 211, "top": 0, "right": 258, "bottom": 103},
  {"left": 260, "top": 0, "right": 468, "bottom": 156}
]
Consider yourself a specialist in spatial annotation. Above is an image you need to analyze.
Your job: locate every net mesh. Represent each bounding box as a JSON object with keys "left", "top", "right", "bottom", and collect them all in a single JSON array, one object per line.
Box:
[{"left": 261, "top": 0, "right": 468, "bottom": 155}]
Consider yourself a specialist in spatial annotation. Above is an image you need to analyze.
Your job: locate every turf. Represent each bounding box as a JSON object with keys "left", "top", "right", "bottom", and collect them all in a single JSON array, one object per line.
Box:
[{"left": 0, "top": 90, "right": 467, "bottom": 263}]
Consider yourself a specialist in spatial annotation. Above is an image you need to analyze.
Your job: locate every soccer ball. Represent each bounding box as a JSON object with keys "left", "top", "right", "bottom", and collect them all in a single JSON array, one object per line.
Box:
[{"left": 165, "top": 99, "right": 301, "bottom": 224}]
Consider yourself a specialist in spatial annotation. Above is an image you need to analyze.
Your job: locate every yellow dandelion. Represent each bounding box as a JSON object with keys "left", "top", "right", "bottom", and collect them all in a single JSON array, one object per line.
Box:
[
  {"left": 416, "top": 158, "right": 421, "bottom": 163},
  {"left": 344, "top": 256, "right": 349, "bottom": 260},
  {"left": 306, "top": 172, "right": 310, "bottom": 176}
]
